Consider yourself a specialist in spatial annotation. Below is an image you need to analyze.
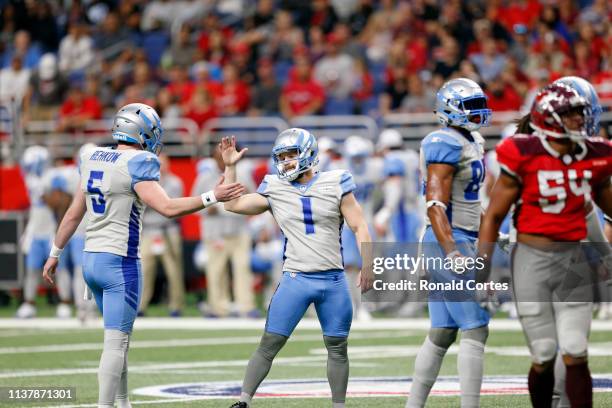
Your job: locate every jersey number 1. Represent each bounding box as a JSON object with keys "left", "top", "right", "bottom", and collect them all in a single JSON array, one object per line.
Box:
[
  {"left": 87, "top": 171, "right": 106, "bottom": 214},
  {"left": 300, "top": 197, "right": 315, "bottom": 234}
]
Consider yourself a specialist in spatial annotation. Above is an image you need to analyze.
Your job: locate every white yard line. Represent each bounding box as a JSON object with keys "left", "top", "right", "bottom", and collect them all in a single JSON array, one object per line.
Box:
[{"left": 0, "top": 331, "right": 409, "bottom": 355}]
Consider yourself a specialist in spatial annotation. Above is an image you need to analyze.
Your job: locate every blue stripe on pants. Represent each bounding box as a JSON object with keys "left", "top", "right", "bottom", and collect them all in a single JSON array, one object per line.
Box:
[{"left": 83, "top": 252, "right": 142, "bottom": 334}]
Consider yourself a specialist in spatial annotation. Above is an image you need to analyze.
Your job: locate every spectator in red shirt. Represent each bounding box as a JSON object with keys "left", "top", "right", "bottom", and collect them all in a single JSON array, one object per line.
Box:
[
  {"left": 185, "top": 88, "right": 218, "bottom": 129},
  {"left": 280, "top": 55, "right": 325, "bottom": 119},
  {"left": 164, "top": 64, "right": 196, "bottom": 107},
  {"left": 215, "top": 63, "right": 250, "bottom": 116},
  {"left": 485, "top": 78, "right": 522, "bottom": 112},
  {"left": 57, "top": 79, "right": 102, "bottom": 132}
]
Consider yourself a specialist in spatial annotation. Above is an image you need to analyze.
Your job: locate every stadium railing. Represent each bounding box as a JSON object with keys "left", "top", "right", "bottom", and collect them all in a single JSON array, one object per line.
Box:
[{"left": 15, "top": 111, "right": 612, "bottom": 159}]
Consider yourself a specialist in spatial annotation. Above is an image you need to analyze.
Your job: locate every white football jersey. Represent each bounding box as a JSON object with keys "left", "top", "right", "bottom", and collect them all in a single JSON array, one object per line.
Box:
[
  {"left": 257, "top": 170, "right": 356, "bottom": 273},
  {"left": 420, "top": 128, "right": 485, "bottom": 232},
  {"left": 344, "top": 157, "right": 383, "bottom": 220},
  {"left": 25, "top": 172, "right": 56, "bottom": 240},
  {"left": 79, "top": 147, "right": 160, "bottom": 257}
]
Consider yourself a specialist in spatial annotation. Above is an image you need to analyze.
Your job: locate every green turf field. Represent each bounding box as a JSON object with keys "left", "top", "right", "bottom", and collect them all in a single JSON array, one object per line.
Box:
[{"left": 1, "top": 320, "right": 611, "bottom": 408}]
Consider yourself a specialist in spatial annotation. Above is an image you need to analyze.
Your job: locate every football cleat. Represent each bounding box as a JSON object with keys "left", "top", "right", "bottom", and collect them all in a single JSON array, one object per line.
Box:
[
  {"left": 16, "top": 302, "right": 36, "bottom": 319},
  {"left": 228, "top": 402, "right": 248, "bottom": 408}
]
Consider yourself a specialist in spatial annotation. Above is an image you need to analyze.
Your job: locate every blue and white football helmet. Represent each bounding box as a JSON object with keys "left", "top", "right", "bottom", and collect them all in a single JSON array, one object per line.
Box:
[
  {"left": 272, "top": 128, "right": 318, "bottom": 181},
  {"left": 21, "top": 145, "right": 50, "bottom": 177},
  {"left": 435, "top": 78, "right": 492, "bottom": 131},
  {"left": 112, "top": 103, "right": 164, "bottom": 155},
  {"left": 553, "top": 76, "right": 601, "bottom": 137}
]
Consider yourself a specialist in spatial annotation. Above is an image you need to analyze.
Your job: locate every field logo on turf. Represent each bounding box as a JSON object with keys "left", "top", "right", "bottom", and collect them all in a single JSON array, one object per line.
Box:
[{"left": 133, "top": 376, "right": 612, "bottom": 400}]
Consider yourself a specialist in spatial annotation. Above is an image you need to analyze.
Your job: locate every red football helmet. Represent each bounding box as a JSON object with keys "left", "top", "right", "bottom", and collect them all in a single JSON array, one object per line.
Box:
[{"left": 529, "top": 83, "right": 590, "bottom": 141}]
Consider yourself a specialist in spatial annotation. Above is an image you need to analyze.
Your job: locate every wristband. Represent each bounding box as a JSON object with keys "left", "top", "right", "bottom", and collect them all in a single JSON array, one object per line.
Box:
[
  {"left": 426, "top": 200, "right": 448, "bottom": 211},
  {"left": 49, "top": 243, "right": 64, "bottom": 259},
  {"left": 201, "top": 190, "right": 218, "bottom": 208}
]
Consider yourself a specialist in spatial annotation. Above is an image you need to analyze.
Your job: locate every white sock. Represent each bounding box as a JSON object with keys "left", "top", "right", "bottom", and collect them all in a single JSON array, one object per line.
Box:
[
  {"left": 99, "top": 329, "right": 129, "bottom": 407},
  {"left": 457, "top": 338, "right": 485, "bottom": 408},
  {"left": 24, "top": 268, "right": 39, "bottom": 301},
  {"left": 406, "top": 337, "right": 447, "bottom": 408},
  {"left": 55, "top": 267, "right": 72, "bottom": 301},
  {"left": 115, "top": 335, "right": 131, "bottom": 407}
]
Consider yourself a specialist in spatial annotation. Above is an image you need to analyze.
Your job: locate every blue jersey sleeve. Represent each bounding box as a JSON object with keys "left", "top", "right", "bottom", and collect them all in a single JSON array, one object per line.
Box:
[
  {"left": 127, "top": 152, "right": 160, "bottom": 188},
  {"left": 257, "top": 175, "right": 270, "bottom": 196},
  {"left": 421, "top": 132, "right": 463, "bottom": 167},
  {"left": 383, "top": 156, "right": 406, "bottom": 177},
  {"left": 340, "top": 171, "right": 356, "bottom": 196}
]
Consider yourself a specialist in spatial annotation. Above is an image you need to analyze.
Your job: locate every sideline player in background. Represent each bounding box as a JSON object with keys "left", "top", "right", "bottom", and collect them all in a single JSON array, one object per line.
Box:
[
  {"left": 220, "top": 130, "right": 372, "bottom": 408},
  {"left": 42, "top": 103, "right": 245, "bottom": 408},
  {"left": 342, "top": 135, "right": 382, "bottom": 321},
  {"left": 407, "top": 78, "right": 492, "bottom": 408},
  {"left": 479, "top": 83, "right": 612, "bottom": 408},
  {"left": 16, "top": 145, "right": 72, "bottom": 318}
]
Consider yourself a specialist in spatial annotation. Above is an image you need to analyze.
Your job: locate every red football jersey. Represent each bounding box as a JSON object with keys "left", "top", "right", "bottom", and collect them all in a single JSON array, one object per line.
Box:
[{"left": 496, "top": 134, "right": 612, "bottom": 241}]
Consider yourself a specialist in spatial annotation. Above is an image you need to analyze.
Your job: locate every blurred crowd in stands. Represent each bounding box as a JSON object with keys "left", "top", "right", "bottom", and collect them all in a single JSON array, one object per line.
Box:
[{"left": 1, "top": 0, "right": 611, "bottom": 134}]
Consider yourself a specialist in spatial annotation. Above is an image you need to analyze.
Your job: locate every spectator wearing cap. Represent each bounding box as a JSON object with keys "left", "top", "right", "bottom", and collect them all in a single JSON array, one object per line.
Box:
[
  {"left": 1, "top": 30, "right": 42, "bottom": 69},
  {"left": 193, "top": 61, "right": 223, "bottom": 98},
  {"left": 57, "top": 79, "right": 102, "bottom": 132},
  {"left": 280, "top": 55, "right": 325, "bottom": 119},
  {"left": 0, "top": 56, "right": 30, "bottom": 104},
  {"left": 313, "top": 32, "right": 356, "bottom": 100},
  {"left": 215, "top": 63, "right": 250, "bottom": 116},
  {"left": 22, "top": 53, "right": 68, "bottom": 122},
  {"left": 58, "top": 21, "right": 95, "bottom": 74},
  {"left": 508, "top": 24, "right": 531, "bottom": 70},
  {"left": 249, "top": 58, "right": 282, "bottom": 116}
]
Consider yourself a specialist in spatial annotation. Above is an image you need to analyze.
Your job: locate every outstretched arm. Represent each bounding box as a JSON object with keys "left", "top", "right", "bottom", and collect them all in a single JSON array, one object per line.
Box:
[
  {"left": 341, "top": 192, "right": 373, "bottom": 293},
  {"left": 219, "top": 136, "right": 270, "bottom": 215},
  {"left": 135, "top": 176, "right": 245, "bottom": 218},
  {"left": 42, "top": 188, "right": 87, "bottom": 284}
]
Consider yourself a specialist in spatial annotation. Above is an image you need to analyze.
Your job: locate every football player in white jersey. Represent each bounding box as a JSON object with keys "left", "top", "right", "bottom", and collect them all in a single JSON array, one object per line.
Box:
[
  {"left": 342, "top": 135, "right": 382, "bottom": 320},
  {"left": 407, "top": 78, "right": 492, "bottom": 408},
  {"left": 42, "top": 103, "right": 245, "bottom": 408},
  {"left": 220, "top": 130, "right": 372, "bottom": 408},
  {"left": 374, "top": 129, "right": 423, "bottom": 243},
  {"left": 16, "top": 145, "right": 70, "bottom": 318}
]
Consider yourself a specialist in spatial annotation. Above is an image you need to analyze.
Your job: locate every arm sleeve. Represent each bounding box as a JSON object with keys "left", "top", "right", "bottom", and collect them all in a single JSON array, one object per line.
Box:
[
  {"left": 127, "top": 153, "right": 160, "bottom": 188},
  {"left": 421, "top": 133, "right": 462, "bottom": 167},
  {"left": 256, "top": 175, "right": 271, "bottom": 196},
  {"left": 340, "top": 171, "right": 356, "bottom": 197},
  {"left": 495, "top": 137, "right": 523, "bottom": 180}
]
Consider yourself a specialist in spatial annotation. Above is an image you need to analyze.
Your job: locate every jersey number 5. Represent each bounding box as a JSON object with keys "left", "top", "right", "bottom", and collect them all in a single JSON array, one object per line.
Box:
[
  {"left": 537, "top": 169, "right": 592, "bottom": 214},
  {"left": 87, "top": 171, "right": 106, "bottom": 214}
]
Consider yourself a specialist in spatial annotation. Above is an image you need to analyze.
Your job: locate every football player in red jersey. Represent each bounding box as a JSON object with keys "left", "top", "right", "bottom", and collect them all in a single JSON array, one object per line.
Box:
[{"left": 478, "top": 83, "right": 612, "bottom": 408}]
